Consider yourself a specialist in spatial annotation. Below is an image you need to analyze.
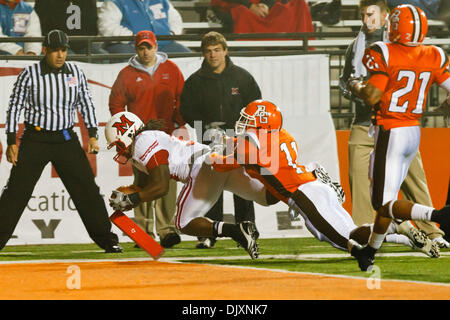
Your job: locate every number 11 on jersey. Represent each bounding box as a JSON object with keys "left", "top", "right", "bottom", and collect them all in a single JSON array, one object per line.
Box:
[{"left": 280, "top": 142, "right": 304, "bottom": 174}]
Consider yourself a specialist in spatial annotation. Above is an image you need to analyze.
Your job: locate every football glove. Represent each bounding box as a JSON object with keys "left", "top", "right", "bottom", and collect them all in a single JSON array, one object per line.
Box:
[{"left": 109, "top": 190, "right": 140, "bottom": 211}]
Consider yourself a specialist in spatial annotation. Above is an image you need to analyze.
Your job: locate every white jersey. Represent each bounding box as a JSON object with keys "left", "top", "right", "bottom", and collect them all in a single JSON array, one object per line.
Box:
[{"left": 131, "top": 130, "right": 210, "bottom": 183}]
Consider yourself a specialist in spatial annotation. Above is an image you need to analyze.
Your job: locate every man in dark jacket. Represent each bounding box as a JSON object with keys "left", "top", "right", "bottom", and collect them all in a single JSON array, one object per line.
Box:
[{"left": 180, "top": 31, "right": 261, "bottom": 248}]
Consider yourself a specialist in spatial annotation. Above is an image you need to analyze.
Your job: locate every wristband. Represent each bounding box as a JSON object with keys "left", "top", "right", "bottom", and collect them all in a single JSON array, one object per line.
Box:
[
  {"left": 7, "top": 132, "right": 16, "bottom": 146},
  {"left": 128, "top": 192, "right": 141, "bottom": 206}
]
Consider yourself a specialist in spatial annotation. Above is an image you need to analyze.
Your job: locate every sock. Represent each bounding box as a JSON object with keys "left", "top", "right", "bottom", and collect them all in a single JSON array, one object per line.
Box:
[
  {"left": 410, "top": 204, "right": 434, "bottom": 221},
  {"left": 430, "top": 206, "right": 449, "bottom": 223},
  {"left": 368, "top": 232, "right": 385, "bottom": 250},
  {"left": 219, "top": 223, "right": 240, "bottom": 240},
  {"left": 385, "top": 234, "right": 413, "bottom": 248},
  {"left": 212, "top": 221, "right": 224, "bottom": 237}
]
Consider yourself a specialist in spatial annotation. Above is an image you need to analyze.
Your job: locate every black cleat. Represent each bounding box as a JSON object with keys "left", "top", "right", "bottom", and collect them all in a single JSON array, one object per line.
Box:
[
  {"left": 160, "top": 233, "right": 181, "bottom": 248},
  {"left": 349, "top": 239, "right": 375, "bottom": 271},
  {"left": 104, "top": 243, "right": 123, "bottom": 253},
  {"left": 195, "top": 237, "right": 217, "bottom": 249}
]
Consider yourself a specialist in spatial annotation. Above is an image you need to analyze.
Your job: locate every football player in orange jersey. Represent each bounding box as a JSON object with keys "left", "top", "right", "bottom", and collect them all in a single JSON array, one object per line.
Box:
[
  {"left": 347, "top": 4, "right": 450, "bottom": 271},
  {"left": 210, "top": 100, "right": 419, "bottom": 253}
]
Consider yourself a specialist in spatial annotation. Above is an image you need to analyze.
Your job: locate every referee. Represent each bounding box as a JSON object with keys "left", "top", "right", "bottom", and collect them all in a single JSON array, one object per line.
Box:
[{"left": 0, "top": 29, "right": 122, "bottom": 253}]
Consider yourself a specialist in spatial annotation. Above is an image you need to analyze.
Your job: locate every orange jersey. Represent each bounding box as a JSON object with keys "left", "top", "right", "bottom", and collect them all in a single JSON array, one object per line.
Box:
[
  {"left": 362, "top": 41, "right": 450, "bottom": 130},
  {"left": 211, "top": 129, "right": 316, "bottom": 203}
]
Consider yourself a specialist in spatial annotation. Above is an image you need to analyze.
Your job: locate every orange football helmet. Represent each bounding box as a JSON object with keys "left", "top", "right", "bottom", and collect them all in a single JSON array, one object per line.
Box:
[
  {"left": 388, "top": 5, "right": 428, "bottom": 46},
  {"left": 235, "top": 100, "right": 282, "bottom": 135}
]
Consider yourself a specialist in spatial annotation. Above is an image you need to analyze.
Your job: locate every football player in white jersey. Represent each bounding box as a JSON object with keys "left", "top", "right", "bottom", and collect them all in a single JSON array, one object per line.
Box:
[{"left": 105, "top": 111, "right": 278, "bottom": 259}]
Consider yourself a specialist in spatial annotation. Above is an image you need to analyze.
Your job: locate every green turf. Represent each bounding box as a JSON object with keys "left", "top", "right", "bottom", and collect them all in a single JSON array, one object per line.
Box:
[{"left": 1, "top": 238, "right": 449, "bottom": 284}]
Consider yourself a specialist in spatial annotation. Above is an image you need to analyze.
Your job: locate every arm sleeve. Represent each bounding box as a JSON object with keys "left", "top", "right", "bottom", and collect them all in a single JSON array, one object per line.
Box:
[
  {"left": 338, "top": 41, "right": 355, "bottom": 91},
  {"left": 362, "top": 45, "right": 389, "bottom": 92},
  {"left": 75, "top": 66, "right": 98, "bottom": 132},
  {"left": 171, "top": 67, "right": 186, "bottom": 127},
  {"left": 6, "top": 68, "right": 30, "bottom": 143},
  {"left": 109, "top": 70, "right": 128, "bottom": 115},
  {"left": 179, "top": 79, "right": 200, "bottom": 128},
  {"left": 168, "top": 2, "right": 183, "bottom": 35},
  {"left": 0, "top": 25, "right": 23, "bottom": 55},
  {"left": 243, "top": 72, "right": 262, "bottom": 106},
  {"left": 145, "top": 150, "right": 169, "bottom": 171},
  {"left": 23, "top": 10, "right": 42, "bottom": 55},
  {"left": 435, "top": 56, "right": 450, "bottom": 86},
  {"left": 97, "top": 1, "right": 133, "bottom": 38}
]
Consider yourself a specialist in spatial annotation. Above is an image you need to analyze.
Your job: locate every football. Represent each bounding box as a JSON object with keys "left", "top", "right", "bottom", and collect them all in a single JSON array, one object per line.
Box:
[{"left": 116, "top": 184, "right": 142, "bottom": 194}]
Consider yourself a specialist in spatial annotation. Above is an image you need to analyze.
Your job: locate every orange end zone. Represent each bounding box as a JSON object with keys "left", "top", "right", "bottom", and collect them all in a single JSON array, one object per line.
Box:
[{"left": 0, "top": 260, "right": 449, "bottom": 300}]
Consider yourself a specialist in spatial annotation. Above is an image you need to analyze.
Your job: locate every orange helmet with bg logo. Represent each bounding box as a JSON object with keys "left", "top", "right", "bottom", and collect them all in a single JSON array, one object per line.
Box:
[
  {"left": 235, "top": 100, "right": 283, "bottom": 135},
  {"left": 388, "top": 5, "right": 428, "bottom": 46}
]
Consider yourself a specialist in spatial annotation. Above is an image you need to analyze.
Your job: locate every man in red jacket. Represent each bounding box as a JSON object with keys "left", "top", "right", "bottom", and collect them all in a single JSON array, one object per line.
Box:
[{"left": 109, "top": 30, "right": 186, "bottom": 248}]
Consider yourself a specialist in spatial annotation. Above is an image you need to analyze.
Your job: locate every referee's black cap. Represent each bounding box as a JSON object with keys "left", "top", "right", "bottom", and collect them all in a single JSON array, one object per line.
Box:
[{"left": 43, "top": 30, "right": 70, "bottom": 49}]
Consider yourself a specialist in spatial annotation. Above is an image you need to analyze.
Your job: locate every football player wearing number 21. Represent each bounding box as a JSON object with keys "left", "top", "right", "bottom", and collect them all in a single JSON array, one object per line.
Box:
[{"left": 347, "top": 5, "right": 450, "bottom": 271}]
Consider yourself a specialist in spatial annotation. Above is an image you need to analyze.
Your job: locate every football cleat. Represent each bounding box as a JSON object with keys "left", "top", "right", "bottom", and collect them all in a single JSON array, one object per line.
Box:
[
  {"left": 160, "top": 233, "right": 181, "bottom": 249},
  {"left": 407, "top": 227, "right": 440, "bottom": 258},
  {"left": 432, "top": 237, "right": 450, "bottom": 249},
  {"left": 104, "top": 243, "right": 123, "bottom": 253},
  {"left": 349, "top": 239, "right": 375, "bottom": 272},
  {"left": 235, "top": 222, "right": 259, "bottom": 259},
  {"left": 195, "top": 237, "right": 217, "bottom": 249}
]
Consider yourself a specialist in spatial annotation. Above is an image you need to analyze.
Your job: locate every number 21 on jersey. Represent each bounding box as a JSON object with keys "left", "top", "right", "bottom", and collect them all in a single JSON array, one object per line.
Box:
[
  {"left": 280, "top": 141, "right": 304, "bottom": 174},
  {"left": 389, "top": 70, "right": 431, "bottom": 114}
]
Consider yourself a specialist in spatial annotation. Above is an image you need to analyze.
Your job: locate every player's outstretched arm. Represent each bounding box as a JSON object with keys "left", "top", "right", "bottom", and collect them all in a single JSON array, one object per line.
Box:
[
  {"left": 347, "top": 79, "right": 383, "bottom": 106},
  {"left": 139, "top": 165, "right": 171, "bottom": 203}
]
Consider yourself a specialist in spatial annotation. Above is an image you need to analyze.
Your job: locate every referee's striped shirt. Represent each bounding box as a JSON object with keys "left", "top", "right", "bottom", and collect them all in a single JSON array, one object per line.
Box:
[{"left": 6, "top": 59, "right": 98, "bottom": 144}]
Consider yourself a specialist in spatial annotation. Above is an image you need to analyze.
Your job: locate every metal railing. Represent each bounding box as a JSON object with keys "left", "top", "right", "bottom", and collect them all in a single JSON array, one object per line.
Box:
[{"left": 1, "top": 32, "right": 448, "bottom": 129}]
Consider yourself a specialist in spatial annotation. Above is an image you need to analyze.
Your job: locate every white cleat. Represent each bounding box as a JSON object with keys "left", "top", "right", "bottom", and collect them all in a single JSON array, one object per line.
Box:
[
  {"left": 407, "top": 227, "right": 440, "bottom": 258},
  {"left": 432, "top": 237, "right": 450, "bottom": 249}
]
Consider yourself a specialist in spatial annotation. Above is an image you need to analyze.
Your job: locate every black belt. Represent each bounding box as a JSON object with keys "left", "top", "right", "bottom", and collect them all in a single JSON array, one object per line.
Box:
[{"left": 23, "top": 123, "right": 76, "bottom": 143}]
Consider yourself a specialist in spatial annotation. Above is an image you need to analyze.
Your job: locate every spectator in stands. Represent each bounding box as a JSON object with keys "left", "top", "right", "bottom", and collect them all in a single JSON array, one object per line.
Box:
[
  {"left": 386, "top": 0, "right": 441, "bottom": 19},
  {"left": 436, "top": 0, "right": 449, "bottom": 26},
  {"left": 0, "top": 0, "right": 34, "bottom": 55},
  {"left": 97, "top": 0, "right": 190, "bottom": 54},
  {"left": 211, "top": 0, "right": 314, "bottom": 34},
  {"left": 24, "top": 0, "right": 108, "bottom": 56},
  {"left": 339, "top": 0, "right": 449, "bottom": 248},
  {"left": 179, "top": 31, "right": 260, "bottom": 249},
  {"left": 109, "top": 30, "right": 186, "bottom": 249}
]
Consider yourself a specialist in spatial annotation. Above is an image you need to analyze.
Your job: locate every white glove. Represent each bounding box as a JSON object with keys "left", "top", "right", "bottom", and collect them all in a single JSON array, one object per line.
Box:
[{"left": 109, "top": 190, "right": 136, "bottom": 211}]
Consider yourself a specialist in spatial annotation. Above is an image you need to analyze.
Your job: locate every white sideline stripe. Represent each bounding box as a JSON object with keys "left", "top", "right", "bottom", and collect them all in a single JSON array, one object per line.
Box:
[
  {"left": 0, "top": 254, "right": 449, "bottom": 288},
  {"left": 0, "top": 251, "right": 449, "bottom": 260},
  {"left": 0, "top": 251, "right": 448, "bottom": 262}
]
